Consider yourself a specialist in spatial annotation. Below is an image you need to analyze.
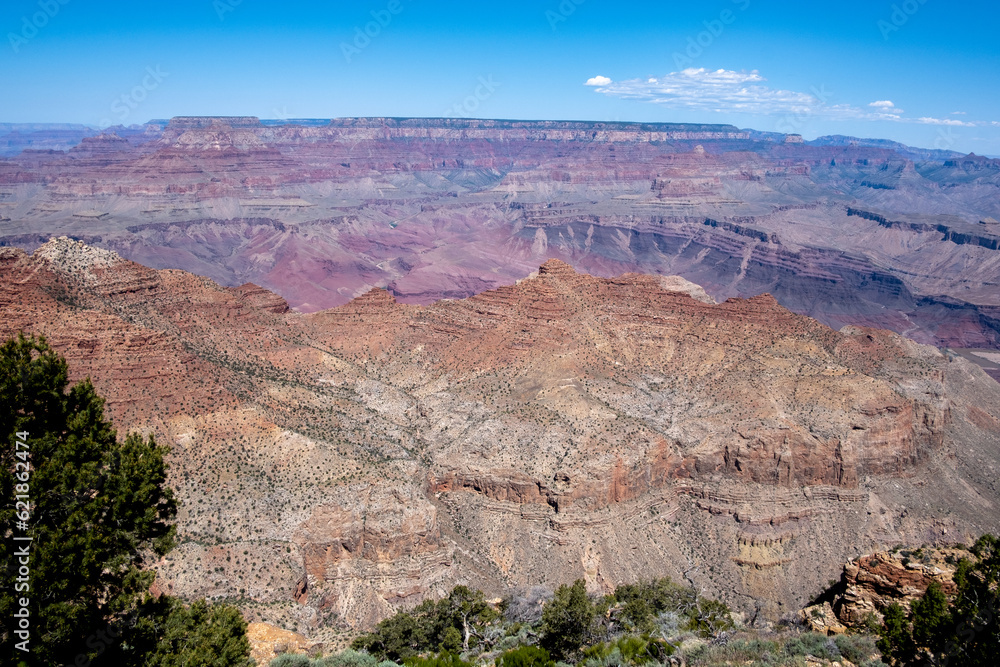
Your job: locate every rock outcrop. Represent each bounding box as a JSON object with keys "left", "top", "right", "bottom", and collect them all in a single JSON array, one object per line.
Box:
[{"left": 801, "top": 544, "right": 973, "bottom": 634}]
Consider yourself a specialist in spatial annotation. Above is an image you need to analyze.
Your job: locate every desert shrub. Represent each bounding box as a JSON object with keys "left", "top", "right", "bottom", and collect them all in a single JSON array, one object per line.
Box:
[
  {"left": 653, "top": 611, "right": 683, "bottom": 640},
  {"left": 783, "top": 632, "right": 840, "bottom": 660},
  {"left": 690, "top": 636, "right": 783, "bottom": 666},
  {"left": 579, "top": 645, "right": 623, "bottom": 667},
  {"left": 685, "top": 599, "right": 734, "bottom": 638},
  {"left": 320, "top": 649, "right": 379, "bottom": 667},
  {"left": 834, "top": 633, "right": 880, "bottom": 664},
  {"left": 403, "top": 651, "right": 473, "bottom": 667},
  {"left": 581, "top": 636, "right": 672, "bottom": 666},
  {"left": 269, "top": 655, "right": 311, "bottom": 667},
  {"left": 727, "top": 637, "right": 780, "bottom": 660},
  {"left": 496, "top": 645, "right": 554, "bottom": 667}
]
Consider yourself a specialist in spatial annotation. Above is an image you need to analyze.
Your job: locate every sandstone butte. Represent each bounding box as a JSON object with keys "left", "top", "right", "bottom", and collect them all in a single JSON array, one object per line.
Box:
[{"left": 1, "top": 237, "right": 999, "bottom": 647}]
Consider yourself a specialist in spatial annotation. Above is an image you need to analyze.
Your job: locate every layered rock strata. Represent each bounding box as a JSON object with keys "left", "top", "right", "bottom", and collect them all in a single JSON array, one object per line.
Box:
[{"left": 1, "top": 239, "right": 999, "bottom": 642}]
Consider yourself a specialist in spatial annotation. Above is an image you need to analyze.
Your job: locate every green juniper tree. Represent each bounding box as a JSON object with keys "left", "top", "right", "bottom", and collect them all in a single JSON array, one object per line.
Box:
[
  {"left": 539, "top": 580, "right": 594, "bottom": 661},
  {"left": 946, "top": 535, "right": 1000, "bottom": 667},
  {"left": 878, "top": 536, "right": 1000, "bottom": 666},
  {"left": 144, "top": 598, "right": 252, "bottom": 667},
  {"left": 877, "top": 602, "right": 914, "bottom": 666}
]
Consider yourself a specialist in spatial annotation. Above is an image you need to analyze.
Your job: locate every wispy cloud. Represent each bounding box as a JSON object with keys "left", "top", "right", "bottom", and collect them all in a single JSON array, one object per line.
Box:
[
  {"left": 585, "top": 69, "right": 821, "bottom": 115},
  {"left": 584, "top": 69, "right": 998, "bottom": 129},
  {"left": 916, "top": 116, "right": 976, "bottom": 127},
  {"left": 869, "top": 100, "right": 904, "bottom": 117}
]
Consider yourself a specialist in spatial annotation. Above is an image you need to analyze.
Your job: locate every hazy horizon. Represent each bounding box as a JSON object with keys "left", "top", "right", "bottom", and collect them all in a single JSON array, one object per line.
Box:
[{"left": 2, "top": 0, "right": 998, "bottom": 155}]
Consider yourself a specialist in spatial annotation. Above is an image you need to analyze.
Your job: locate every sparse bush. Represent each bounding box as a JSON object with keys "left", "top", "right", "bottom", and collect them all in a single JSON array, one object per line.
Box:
[
  {"left": 834, "top": 632, "right": 880, "bottom": 664},
  {"left": 506, "top": 586, "right": 554, "bottom": 624},
  {"left": 496, "top": 645, "right": 555, "bottom": 667},
  {"left": 402, "top": 652, "right": 472, "bottom": 667},
  {"left": 784, "top": 632, "right": 840, "bottom": 660},
  {"left": 270, "top": 656, "right": 311, "bottom": 667},
  {"left": 320, "top": 649, "right": 379, "bottom": 667}
]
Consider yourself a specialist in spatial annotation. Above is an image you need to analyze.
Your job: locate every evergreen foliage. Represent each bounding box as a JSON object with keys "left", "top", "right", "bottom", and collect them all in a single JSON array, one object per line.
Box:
[
  {"left": 404, "top": 651, "right": 473, "bottom": 667},
  {"left": 496, "top": 645, "right": 554, "bottom": 667},
  {"left": 352, "top": 586, "right": 498, "bottom": 662},
  {"left": 144, "top": 598, "right": 252, "bottom": 667},
  {"left": 0, "top": 334, "right": 250, "bottom": 666},
  {"left": 353, "top": 578, "right": 732, "bottom": 667},
  {"left": 942, "top": 534, "right": 1000, "bottom": 667},
  {"left": 540, "top": 581, "right": 594, "bottom": 660},
  {"left": 877, "top": 534, "right": 1000, "bottom": 666}
]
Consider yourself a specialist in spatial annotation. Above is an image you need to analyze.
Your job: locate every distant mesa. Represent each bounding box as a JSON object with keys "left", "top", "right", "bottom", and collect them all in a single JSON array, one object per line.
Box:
[{"left": 167, "top": 116, "right": 264, "bottom": 129}]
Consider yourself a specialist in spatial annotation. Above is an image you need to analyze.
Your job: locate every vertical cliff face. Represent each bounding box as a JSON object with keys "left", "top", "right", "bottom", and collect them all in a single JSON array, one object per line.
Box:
[{"left": 2, "top": 240, "right": 999, "bottom": 639}]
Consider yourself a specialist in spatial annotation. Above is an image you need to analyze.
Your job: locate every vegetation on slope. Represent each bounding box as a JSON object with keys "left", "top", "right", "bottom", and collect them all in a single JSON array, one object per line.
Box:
[
  {"left": 266, "top": 578, "right": 892, "bottom": 666},
  {"left": 0, "top": 334, "right": 252, "bottom": 666},
  {"left": 877, "top": 534, "right": 999, "bottom": 666}
]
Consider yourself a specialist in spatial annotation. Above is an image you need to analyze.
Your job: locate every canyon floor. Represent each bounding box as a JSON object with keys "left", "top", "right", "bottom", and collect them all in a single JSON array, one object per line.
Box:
[{"left": 1, "top": 237, "right": 998, "bottom": 646}]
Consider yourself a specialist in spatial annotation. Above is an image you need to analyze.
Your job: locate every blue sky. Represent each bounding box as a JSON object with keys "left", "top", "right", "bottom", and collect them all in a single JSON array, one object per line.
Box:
[{"left": 2, "top": 0, "right": 999, "bottom": 154}]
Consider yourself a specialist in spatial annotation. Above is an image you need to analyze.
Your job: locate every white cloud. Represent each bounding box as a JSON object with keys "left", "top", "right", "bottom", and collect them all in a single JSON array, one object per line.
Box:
[
  {"left": 916, "top": 117, "right": 976, "bottom": 127},
  {"left": 586, "top": 68, "right": 821, "bottom": 116},
  {"left": 583, "top": 68, "right": 1000, "bottom": 130},
  {"left": 868, "top": 100, "right": 904, "bottom": 117},
  {"left": 951, "top": 111, "right": 968, "bottom": 115}
]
